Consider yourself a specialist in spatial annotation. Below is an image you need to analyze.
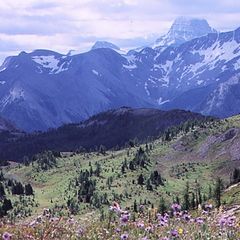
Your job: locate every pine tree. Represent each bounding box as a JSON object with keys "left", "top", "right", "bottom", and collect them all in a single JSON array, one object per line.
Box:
[
  {"left": 2, "top": 198, "right": 13, "bottom": 214},
  {"left": 214, "top": 177, "right": 223, "bottom": 208},
  {"left": 129, "top": 161, "right": 135, "bottom": 171},
  {"left": 191, "top": 192, "right": 195, "bottom": 209},
  {"left": 99, "top": 145, "right": 106, "bottom": 155},
  {"left": 158, "top": 197, "right": 167, "bottom": 215},
  {"left": 121, "top": 165, "right": 125, "bottom": 174},
  {"left": 146, "top": 179, "right": 153, "bottom": 191},
  {"left": 231, "top": 168, "right": 240, "bottom": 184},
  {"left": 208, "top": 185, "right": 212, "bottom": 199},
  {"left": 12, "top": 182, "right": 24, "bottom": 195},
  {"left": 0, "top": 171, "right": 4, "bottom": 181},
  {"left": 137, "top": 174, "right": 144, "bottom": 185},
  {"left": 0, "top": 182, "right": 5, "bottom": 198},
  {"left": 25, "top": 183, "right": 34, "bottom": 195},
  {"left": 133, "top": 199, "right": 138, "bottom": 212},
  {"left": 95, "top": 163, "right": 101, "bottom": 177},
  {"left": 183, "top": 182, "right": 190, "bottom": 210}
]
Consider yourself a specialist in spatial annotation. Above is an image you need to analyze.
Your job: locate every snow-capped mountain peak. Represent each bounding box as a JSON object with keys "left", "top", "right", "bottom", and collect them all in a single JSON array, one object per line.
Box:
[
  {"left": 91, "top": 41, "right": 120, "bottom": 51},
  {"left": 91, "top": 41, "right": 128, "bottom": 54},
  {"left": 153, "top": 16, "right": 217, "bottom": 49}
]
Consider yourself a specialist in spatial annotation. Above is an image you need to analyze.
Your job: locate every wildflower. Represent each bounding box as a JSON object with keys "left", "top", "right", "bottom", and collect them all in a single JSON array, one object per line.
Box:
[
  {"left": 43, "top": 208, "right": 50, "bottom": 216},
  {"left": 136, "top": 222, "right": 145, "bottom": 229},
  {"left": 219, "top": 215, "right": 236, "bottom": 227},
  {"left": 121, "top": 233, "right": 129, "bottom": 240},
  {"left": 170, "top": 229, "right": 178, "bottom": 237},
  {"left": 139, "top": 205, "right": 144, "bottom": 212},
  {"left": 178, "top": 228, "right": 183, "bottom": 235},
  {"left": 195, "top": 217, "right": 204, "bottom": 224},
  {"left": 145, "top": 225, "right": 153, "bottom": 233},
  {"left": 157, "top": 215, "right": 168, "bottom": 226},
  {"left": 182, "top": 213, "right": 191, "bottom": 221},
  {"left": 227, "top": 216, "right": 236, "bottom": 227},
  {"left": 110, "top": 202, "right": 121, "bottom": 213},
  {"left": 2, "top": 232, "right": 12, "bottom": 240},
  {"left": 120, "top": 213, "right": 130, "bottom": 225},
  {"left": 205, "top": 204, "right": 213, "bottom": 211},
  {"left": 171, "top": 203, "right": 181, "bottom": 212},
  {"left": 29, "top": 220, "right": 37, "bottom": 227},
  {"left": 76, "top": 227, "right": 84, "bottom": 237}
]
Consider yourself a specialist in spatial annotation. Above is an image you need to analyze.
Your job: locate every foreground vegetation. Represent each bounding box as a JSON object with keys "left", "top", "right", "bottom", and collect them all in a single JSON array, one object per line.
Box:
[
  {"left": 0, "top": 115, "right": 240, "bottom": 239},
  {"left": 0, "top": 200, "right": 239, "bottom": 239}
]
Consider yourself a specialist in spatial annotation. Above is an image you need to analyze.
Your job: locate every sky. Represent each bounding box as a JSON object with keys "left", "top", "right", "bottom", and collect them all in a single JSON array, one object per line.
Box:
[{"left": 0, "top": 0, "right": 239, "bottom": 64}]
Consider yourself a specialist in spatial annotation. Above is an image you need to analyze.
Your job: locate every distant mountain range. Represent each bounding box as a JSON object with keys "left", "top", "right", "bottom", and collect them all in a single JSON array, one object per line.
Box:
[
  {"left": 0, "top": 107, "right": 211, "bottom": 162},
  {"left": 0, "top": 17, "right": 239, "bottom": 131}
]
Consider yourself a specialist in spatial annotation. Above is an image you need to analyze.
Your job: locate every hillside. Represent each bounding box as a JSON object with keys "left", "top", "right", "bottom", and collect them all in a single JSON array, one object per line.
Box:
[
  {"left": 1, "top": 115, "right": 239, "bottom": 215},
  {"left": 0, "top": 107, "right": 209, "bottom": 162},
  {"left": 0, "top": 115, "right": 239, "bottom": 239}
]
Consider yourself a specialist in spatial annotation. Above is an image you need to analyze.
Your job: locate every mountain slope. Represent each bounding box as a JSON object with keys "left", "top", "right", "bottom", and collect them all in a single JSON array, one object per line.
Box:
[
  {"left": 0, "top": 116, "right": 18, "bottom": 132},
  {"left": 0, "top": 49, "right": 154, "bottom": 131},
  {"left": 0, "top": 107, "right": 210, "bottom": 161},
  {"left": 0, "top": 21, "right": 239, "bottom": 131}
]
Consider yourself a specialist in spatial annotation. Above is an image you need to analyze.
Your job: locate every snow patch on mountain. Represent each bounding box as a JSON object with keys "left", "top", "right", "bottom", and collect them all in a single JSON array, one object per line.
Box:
[
  {"left": 158, "top": 97, "right": 170, "bottom": 105},
  {"left": 0, "top": 87, "right": 25, "bottom": 110},
  {"left": 92, "top": 70, "right": 100, "bottom": 76},
  {"left": 234, "top": 58, "right": 240, "bottom": 70},
  {"left": 32, "top": 55, "right": 72, "bottom": 74},
  {"left": 122, "top": 54, "right": 138, "bottom": 70},
  {"left": 144, "top": 82, "right": 150, "bottom": 96},
  {"left": 32, "top": 56, "right": 59, "bottom": 72},
  {"left": 206, "top": 75, "right": 240, "bottom": 113}
]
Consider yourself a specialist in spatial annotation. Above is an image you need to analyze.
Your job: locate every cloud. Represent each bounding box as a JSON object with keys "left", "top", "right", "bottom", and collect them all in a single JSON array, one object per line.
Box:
[{"left": 0, "top": 0, "right": 239, "bottom": 63}]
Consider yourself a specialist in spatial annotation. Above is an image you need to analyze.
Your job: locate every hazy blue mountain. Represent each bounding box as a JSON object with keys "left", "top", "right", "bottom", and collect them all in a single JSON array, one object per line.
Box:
[{"left": 0, "top": 18, "right": 239, "bottom": 131}]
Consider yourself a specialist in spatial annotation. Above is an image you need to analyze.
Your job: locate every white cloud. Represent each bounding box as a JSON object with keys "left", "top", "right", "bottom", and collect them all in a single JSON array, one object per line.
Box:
[{"left": 0, "top": 0, "right": 239, "bottom": 63}]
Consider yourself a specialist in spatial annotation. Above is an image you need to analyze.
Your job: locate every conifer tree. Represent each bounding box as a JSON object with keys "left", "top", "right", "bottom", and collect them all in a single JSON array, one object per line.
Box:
[
  {"left": 214, "top": 177, "right": 223, "bottom": 208},
  {"left": 25, "top": 183, "right": 34, "bottom": 195},
  {"left": 138, "top": 174, "right": 144, "bottom": 185}
]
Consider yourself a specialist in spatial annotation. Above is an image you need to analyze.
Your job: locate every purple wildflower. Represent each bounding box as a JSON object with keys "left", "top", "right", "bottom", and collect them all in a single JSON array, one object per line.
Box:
[
  {"left": 145, "top": 226, "right": 153, "bottom": 233},
  {"left": 120, "top": 213, "right": 130, "bottom": 225},
  {"left": 171, "top": 203, "right": 181, "bottom": 212},
  {"left": 170, "top": 229, "right": 178, "bottom": 237},
  {"left": 121, "top": 233, "right": 129, "bottom": 240},
  {"left": 2, "top": 232, "right": 12, "bottom": 240},
  {"left": 137, "top": 222, "right": 145, "bottom": 229},
  {"left": 182, "top": 213, "right": 191, "bottom": 221},
  {"left": 195, "top": 217, "right": 204, "bottom": 224}
]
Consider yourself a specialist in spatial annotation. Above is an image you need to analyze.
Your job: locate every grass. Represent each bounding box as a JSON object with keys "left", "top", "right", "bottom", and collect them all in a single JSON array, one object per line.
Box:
[{"left": 1, "top": 116, "right": 240, "bottom": 222}]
